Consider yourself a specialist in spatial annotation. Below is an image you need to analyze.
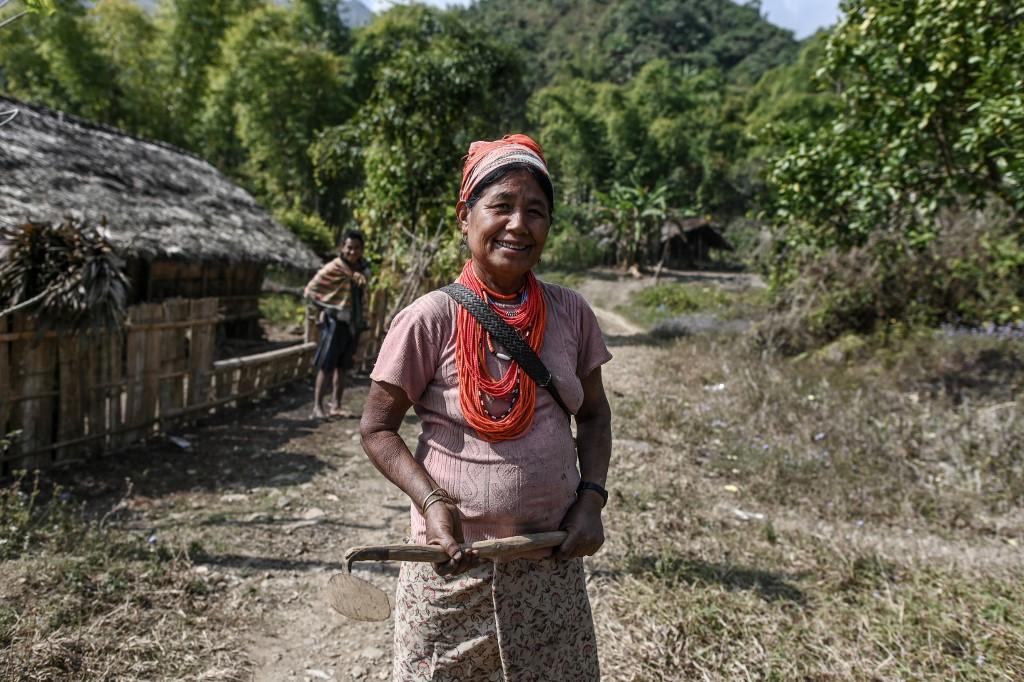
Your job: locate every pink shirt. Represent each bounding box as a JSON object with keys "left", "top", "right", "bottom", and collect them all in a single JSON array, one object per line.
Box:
[{"left": 370, "top": 282, "right": 612, "bottom": 545}]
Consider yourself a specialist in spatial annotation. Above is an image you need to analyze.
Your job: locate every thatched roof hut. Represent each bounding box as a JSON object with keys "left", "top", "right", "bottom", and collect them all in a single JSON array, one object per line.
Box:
[
  {"left": 0, "top": 96, "right": 316, "bottom": 269},
  {"left": 660, "top": 215, "right": 732, "bottom": 267},
  {"left": 0, "top": 96, "right": 320, "bottom": 335}
]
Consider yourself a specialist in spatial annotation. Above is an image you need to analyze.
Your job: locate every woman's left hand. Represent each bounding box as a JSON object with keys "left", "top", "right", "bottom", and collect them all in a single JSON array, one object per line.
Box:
[{"left": 554, "top": 491, "right": 605, "bottom": 559}]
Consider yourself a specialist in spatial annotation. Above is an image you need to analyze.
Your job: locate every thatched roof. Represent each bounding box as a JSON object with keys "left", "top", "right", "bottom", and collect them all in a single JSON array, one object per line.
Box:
[
  {"left": 661, "top": 215, "right": 732, "bottom": 251},
  {"left": 0, "top": 96, "right": 319, "bottom": 271}
]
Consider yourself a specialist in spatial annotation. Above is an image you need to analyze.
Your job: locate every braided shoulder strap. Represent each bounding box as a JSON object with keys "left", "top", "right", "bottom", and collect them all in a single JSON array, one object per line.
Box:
[{"left": 441, "top": 283, "right": 571, "bottom": 417}]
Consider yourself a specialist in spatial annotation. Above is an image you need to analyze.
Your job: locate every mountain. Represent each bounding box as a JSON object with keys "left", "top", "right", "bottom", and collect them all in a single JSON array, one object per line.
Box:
[
  {"left": 339, "top": 0, "right": 372, "bottom": 27},
  {"left": 463, "top": 0, "right": 800, "bottom": 90}
]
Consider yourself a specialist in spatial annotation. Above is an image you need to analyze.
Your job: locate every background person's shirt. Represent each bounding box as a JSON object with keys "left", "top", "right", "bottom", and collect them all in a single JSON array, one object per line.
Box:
[{"left": 304, "top": 257, "right": 370, "bottom": 323}]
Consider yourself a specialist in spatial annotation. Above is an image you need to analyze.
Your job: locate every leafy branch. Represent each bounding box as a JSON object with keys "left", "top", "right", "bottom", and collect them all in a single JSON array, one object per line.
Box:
[
  {"left": 0, "top": 0, "right": 55, "bottom": 30},
  {"left": 0, "top": 0, "right": 57, "bottom": 126}
]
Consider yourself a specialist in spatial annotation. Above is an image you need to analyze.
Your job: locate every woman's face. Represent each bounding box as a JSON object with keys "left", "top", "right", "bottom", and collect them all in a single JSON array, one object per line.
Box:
[{"left": 457, "top": 169, "right": 551, "bottom": 292}]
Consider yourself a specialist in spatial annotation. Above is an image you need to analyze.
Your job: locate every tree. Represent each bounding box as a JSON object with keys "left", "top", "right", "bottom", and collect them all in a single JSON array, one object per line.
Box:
[
  {"left": 763, "top": 0, "right": 1024, "bottom": 339},
  {"left": 89, "top": 0, "right": 174, "bottom": 140},
  {"left": 596, "top": 180, "right": 668, "bottom": 269},
  {"left": 201, "top": 5, "right": 352, "bottom": 220},
  {"left": 529, "top": 59, "right": 733, "bottom": 217},
  {"left": 769, "top": 0, "right": 1024, "bottom": 253},
  {"left": 0, "top": 0, "right": 57, "bottom": 127},
  {"left": 318, "top": 6, "right": 524, "bottom": 276},
  {"left": 0, "top": 0, "right": 55, "bottom": 30},
  {"left": 528, "top": 81, "right": 612, "bottom": 205},
  {"left": 152, "top": 0, "right": 260, "bottom": 149},
  {"left": 0, "top": 0, "right": 118, "bottom": 123}
]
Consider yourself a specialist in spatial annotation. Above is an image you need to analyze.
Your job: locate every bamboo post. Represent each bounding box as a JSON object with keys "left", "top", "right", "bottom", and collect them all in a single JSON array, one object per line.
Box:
[
  {"left": 85, "top": 331, "right": 109, "bottom": 457},
  {"left": 188, "top": 298, "right": 217, "bottom": 408},
  {"left": 108, "top": 328, "right": 125, "bottom": 450},
  {"left": 160, "top": 299, "right": 191, "bottom": 428},
  {"left": 11, "top": 314, "right": 56, "bottom": 469},
  {"left": 143, "top": 305, "right": 163, "bottom": 433},
  {"left": 0, "top": 314, "right": 10, "bottom": 475},
  {"left": 359, "top": 289, "right": 388, "bottom": 374},
  {"left": 56, "top": 334, "right": 87, "bottom": 463},
  {"left": 125, "top": 303, "right": 161, "bottom": 445},
  {"left": 304, "top": 304, "right": 319, "bottom": 344}
]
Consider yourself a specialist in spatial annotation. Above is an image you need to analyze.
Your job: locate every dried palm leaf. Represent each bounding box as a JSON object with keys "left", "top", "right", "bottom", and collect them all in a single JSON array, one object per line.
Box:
[{"left": 0, "top": 218, "right": 129, "bottom": 334}]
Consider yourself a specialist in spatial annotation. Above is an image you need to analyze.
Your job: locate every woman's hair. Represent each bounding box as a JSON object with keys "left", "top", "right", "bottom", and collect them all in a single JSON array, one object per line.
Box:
[{"left": 465, "top": 163, "right": 555, "bottom": 216}]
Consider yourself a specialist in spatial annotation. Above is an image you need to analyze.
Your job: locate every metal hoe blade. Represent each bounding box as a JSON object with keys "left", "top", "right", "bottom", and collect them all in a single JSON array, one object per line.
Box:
[{"left": 326, "top": 572, "right": 392, "bottom": 622}]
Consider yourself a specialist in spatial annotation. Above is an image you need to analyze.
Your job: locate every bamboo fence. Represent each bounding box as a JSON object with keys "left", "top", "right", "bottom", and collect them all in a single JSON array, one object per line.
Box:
[
  {"left": 0, "top": 298, "right": 304, "bottom": 473},
  {"left": 0, "top": 289, "right": 390, "bottom": 474}
]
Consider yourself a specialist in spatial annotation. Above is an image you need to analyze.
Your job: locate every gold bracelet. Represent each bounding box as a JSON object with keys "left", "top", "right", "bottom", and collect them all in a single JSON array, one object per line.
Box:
[
  {"left": 421, "top": 495, "right": 450, "bottom": 514},
  {"left": 420, "top": 487, "right": 451, "bottom": 510}
]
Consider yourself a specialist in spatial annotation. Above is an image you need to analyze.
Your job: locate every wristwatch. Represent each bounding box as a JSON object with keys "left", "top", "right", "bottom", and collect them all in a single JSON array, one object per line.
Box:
[{"left": 576, "top": 481, "right": 608, "bottom": 507}]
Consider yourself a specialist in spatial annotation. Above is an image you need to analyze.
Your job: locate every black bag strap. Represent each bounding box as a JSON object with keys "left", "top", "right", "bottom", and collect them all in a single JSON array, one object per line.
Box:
[{"left": 441, "top": 283, "right": 571, "bottom": 417}]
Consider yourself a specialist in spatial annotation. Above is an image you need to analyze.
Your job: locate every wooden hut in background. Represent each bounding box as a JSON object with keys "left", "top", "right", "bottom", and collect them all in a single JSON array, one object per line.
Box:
[
  {"left": 0, "top": 95, "right": 320, "bottom": 339},
  {"left": 0, "top": 97, "right": 327, "bottom": 473},
  {"left": 659, "top": 215, "right": 733, "bottom": 268}
]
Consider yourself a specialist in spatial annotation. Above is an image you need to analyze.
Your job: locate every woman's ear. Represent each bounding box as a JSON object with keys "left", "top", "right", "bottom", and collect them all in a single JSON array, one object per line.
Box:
[{"left": 455, "top": 200, "right": 470, "bottom": 235}]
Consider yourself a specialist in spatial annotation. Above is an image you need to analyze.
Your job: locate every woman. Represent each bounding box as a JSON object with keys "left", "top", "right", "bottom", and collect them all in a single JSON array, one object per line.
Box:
[{"left": 360, "top": 134, "right": 612, "bottom": 681}]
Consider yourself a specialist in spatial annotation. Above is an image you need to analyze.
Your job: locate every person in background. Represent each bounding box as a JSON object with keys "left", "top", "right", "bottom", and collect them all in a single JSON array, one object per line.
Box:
[
  {"left": 304, "top": 230, "right": 370, "bottom": 419},
  {"left": 361, "top": 134, "right": 612, "bottom": 681}
]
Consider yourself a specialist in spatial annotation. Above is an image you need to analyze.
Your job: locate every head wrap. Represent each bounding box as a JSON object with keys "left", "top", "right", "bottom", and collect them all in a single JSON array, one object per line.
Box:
[{"left": 459, "top": 134, "right": 550, "bottom": 203}]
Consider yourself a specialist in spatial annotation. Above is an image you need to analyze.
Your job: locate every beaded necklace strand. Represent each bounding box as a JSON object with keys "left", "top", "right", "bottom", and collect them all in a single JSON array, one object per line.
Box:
[{"left": 454, "top": 260, "right": 547, "bottom": 442}]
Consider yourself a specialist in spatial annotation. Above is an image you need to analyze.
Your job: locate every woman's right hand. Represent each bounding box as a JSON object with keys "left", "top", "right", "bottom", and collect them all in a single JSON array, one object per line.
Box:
[{"left": 423, "top": 502, "right": 479, "bottom": 577}]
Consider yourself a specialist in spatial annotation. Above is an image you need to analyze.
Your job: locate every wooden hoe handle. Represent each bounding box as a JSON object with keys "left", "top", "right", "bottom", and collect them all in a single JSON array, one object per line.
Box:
[{"left": 344, "top": 531, "right": 568, "bottom": 569}]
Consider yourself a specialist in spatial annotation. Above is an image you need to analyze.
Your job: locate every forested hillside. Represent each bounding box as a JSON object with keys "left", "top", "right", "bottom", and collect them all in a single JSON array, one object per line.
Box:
[
  {"left": 1, "top": 0, "right": 1021, "bottom": 342},
  {"left": 464, "top": 0, "right": 798, "bottom": 89}
]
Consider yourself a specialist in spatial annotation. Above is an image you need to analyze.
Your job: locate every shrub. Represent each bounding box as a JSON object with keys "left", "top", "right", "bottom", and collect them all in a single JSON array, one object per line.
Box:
[
  {"left": 760, "top": 205, "right": 1024, "bottom": 352},
  {"left": 258, "top": 293, "right": 305, "bottom": 329},
  {"left": 275, "top": 207, "right": 334, "bottom": 255},
  {"left": 542, "top": 204, "right": 606, "bottom": 270}
]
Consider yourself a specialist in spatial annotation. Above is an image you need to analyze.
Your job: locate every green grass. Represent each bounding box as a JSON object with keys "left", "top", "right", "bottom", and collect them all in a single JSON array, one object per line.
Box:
[
  {"left": 619, "top": 282, "right": 769, "bottom": 326},
  {"left": 536, "top": 268, "right": 586, "bottom": 290}
]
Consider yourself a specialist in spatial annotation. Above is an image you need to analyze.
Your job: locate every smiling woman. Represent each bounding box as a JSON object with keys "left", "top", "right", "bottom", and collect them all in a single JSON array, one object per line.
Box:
[{"left": 360, "top": 134, "right": 614, "bottom": 680}]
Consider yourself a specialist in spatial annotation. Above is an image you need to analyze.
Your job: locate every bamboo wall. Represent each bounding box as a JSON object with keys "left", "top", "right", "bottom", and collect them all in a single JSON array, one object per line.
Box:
[{"left": 0, "top": 298, "right": 316, "bottom": 474}]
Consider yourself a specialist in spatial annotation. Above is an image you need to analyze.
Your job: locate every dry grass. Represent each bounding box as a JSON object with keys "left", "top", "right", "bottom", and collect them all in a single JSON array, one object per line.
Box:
[
  {"left": 2, "top": 279, "right": 1022, "bottom": 679},
  {"left": 594, "top": 329, "right": 1024, "bottom": 680},
  {"left": 0, "top": 475, "right": 249, "bottom": 681}
]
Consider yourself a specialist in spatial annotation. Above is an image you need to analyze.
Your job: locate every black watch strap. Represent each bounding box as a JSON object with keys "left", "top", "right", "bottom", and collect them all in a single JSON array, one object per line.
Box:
[{"left": 576, "top": 481, "right": 608, "bottom": 507}]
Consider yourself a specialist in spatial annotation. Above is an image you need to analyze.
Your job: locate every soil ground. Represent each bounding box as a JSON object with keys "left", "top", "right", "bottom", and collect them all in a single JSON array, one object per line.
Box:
[
  {"left": 19, "top": 266, "right": 1018, "bottom": 681},
  {"left": 37, "top": 268, "right": 726, "bottom": 681}
]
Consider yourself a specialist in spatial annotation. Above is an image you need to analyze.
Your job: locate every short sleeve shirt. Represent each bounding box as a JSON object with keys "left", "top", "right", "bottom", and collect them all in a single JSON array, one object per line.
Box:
[{"left": 370, "top": 282, "right": 612, "bottom": 543}]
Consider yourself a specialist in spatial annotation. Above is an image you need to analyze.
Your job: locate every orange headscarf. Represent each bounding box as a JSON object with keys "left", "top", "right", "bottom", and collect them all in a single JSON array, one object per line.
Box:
[{"left": 458, "top": 134, "right": 550, "bottom": 203}]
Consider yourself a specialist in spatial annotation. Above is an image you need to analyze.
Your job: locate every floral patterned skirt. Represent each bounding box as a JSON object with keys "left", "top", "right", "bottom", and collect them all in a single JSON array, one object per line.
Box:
[{"left": 391, "top": 557, "right": 600, "bottom": 682}]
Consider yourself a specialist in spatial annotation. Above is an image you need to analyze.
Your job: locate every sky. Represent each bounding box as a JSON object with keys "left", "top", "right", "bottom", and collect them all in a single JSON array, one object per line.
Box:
[{"left": 366, "top": 0, "right": 842, "bottom": 40}]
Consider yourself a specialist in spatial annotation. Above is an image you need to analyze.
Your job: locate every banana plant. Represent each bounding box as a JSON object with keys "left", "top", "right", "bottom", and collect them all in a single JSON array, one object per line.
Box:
[{"left": 596, "top": 178, "right": 668, "bottom": 270}]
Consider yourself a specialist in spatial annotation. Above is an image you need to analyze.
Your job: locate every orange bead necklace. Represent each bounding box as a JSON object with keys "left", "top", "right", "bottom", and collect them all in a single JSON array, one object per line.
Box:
[{"left": 454, "top": 260, "right": 547, "bottom": 442}]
